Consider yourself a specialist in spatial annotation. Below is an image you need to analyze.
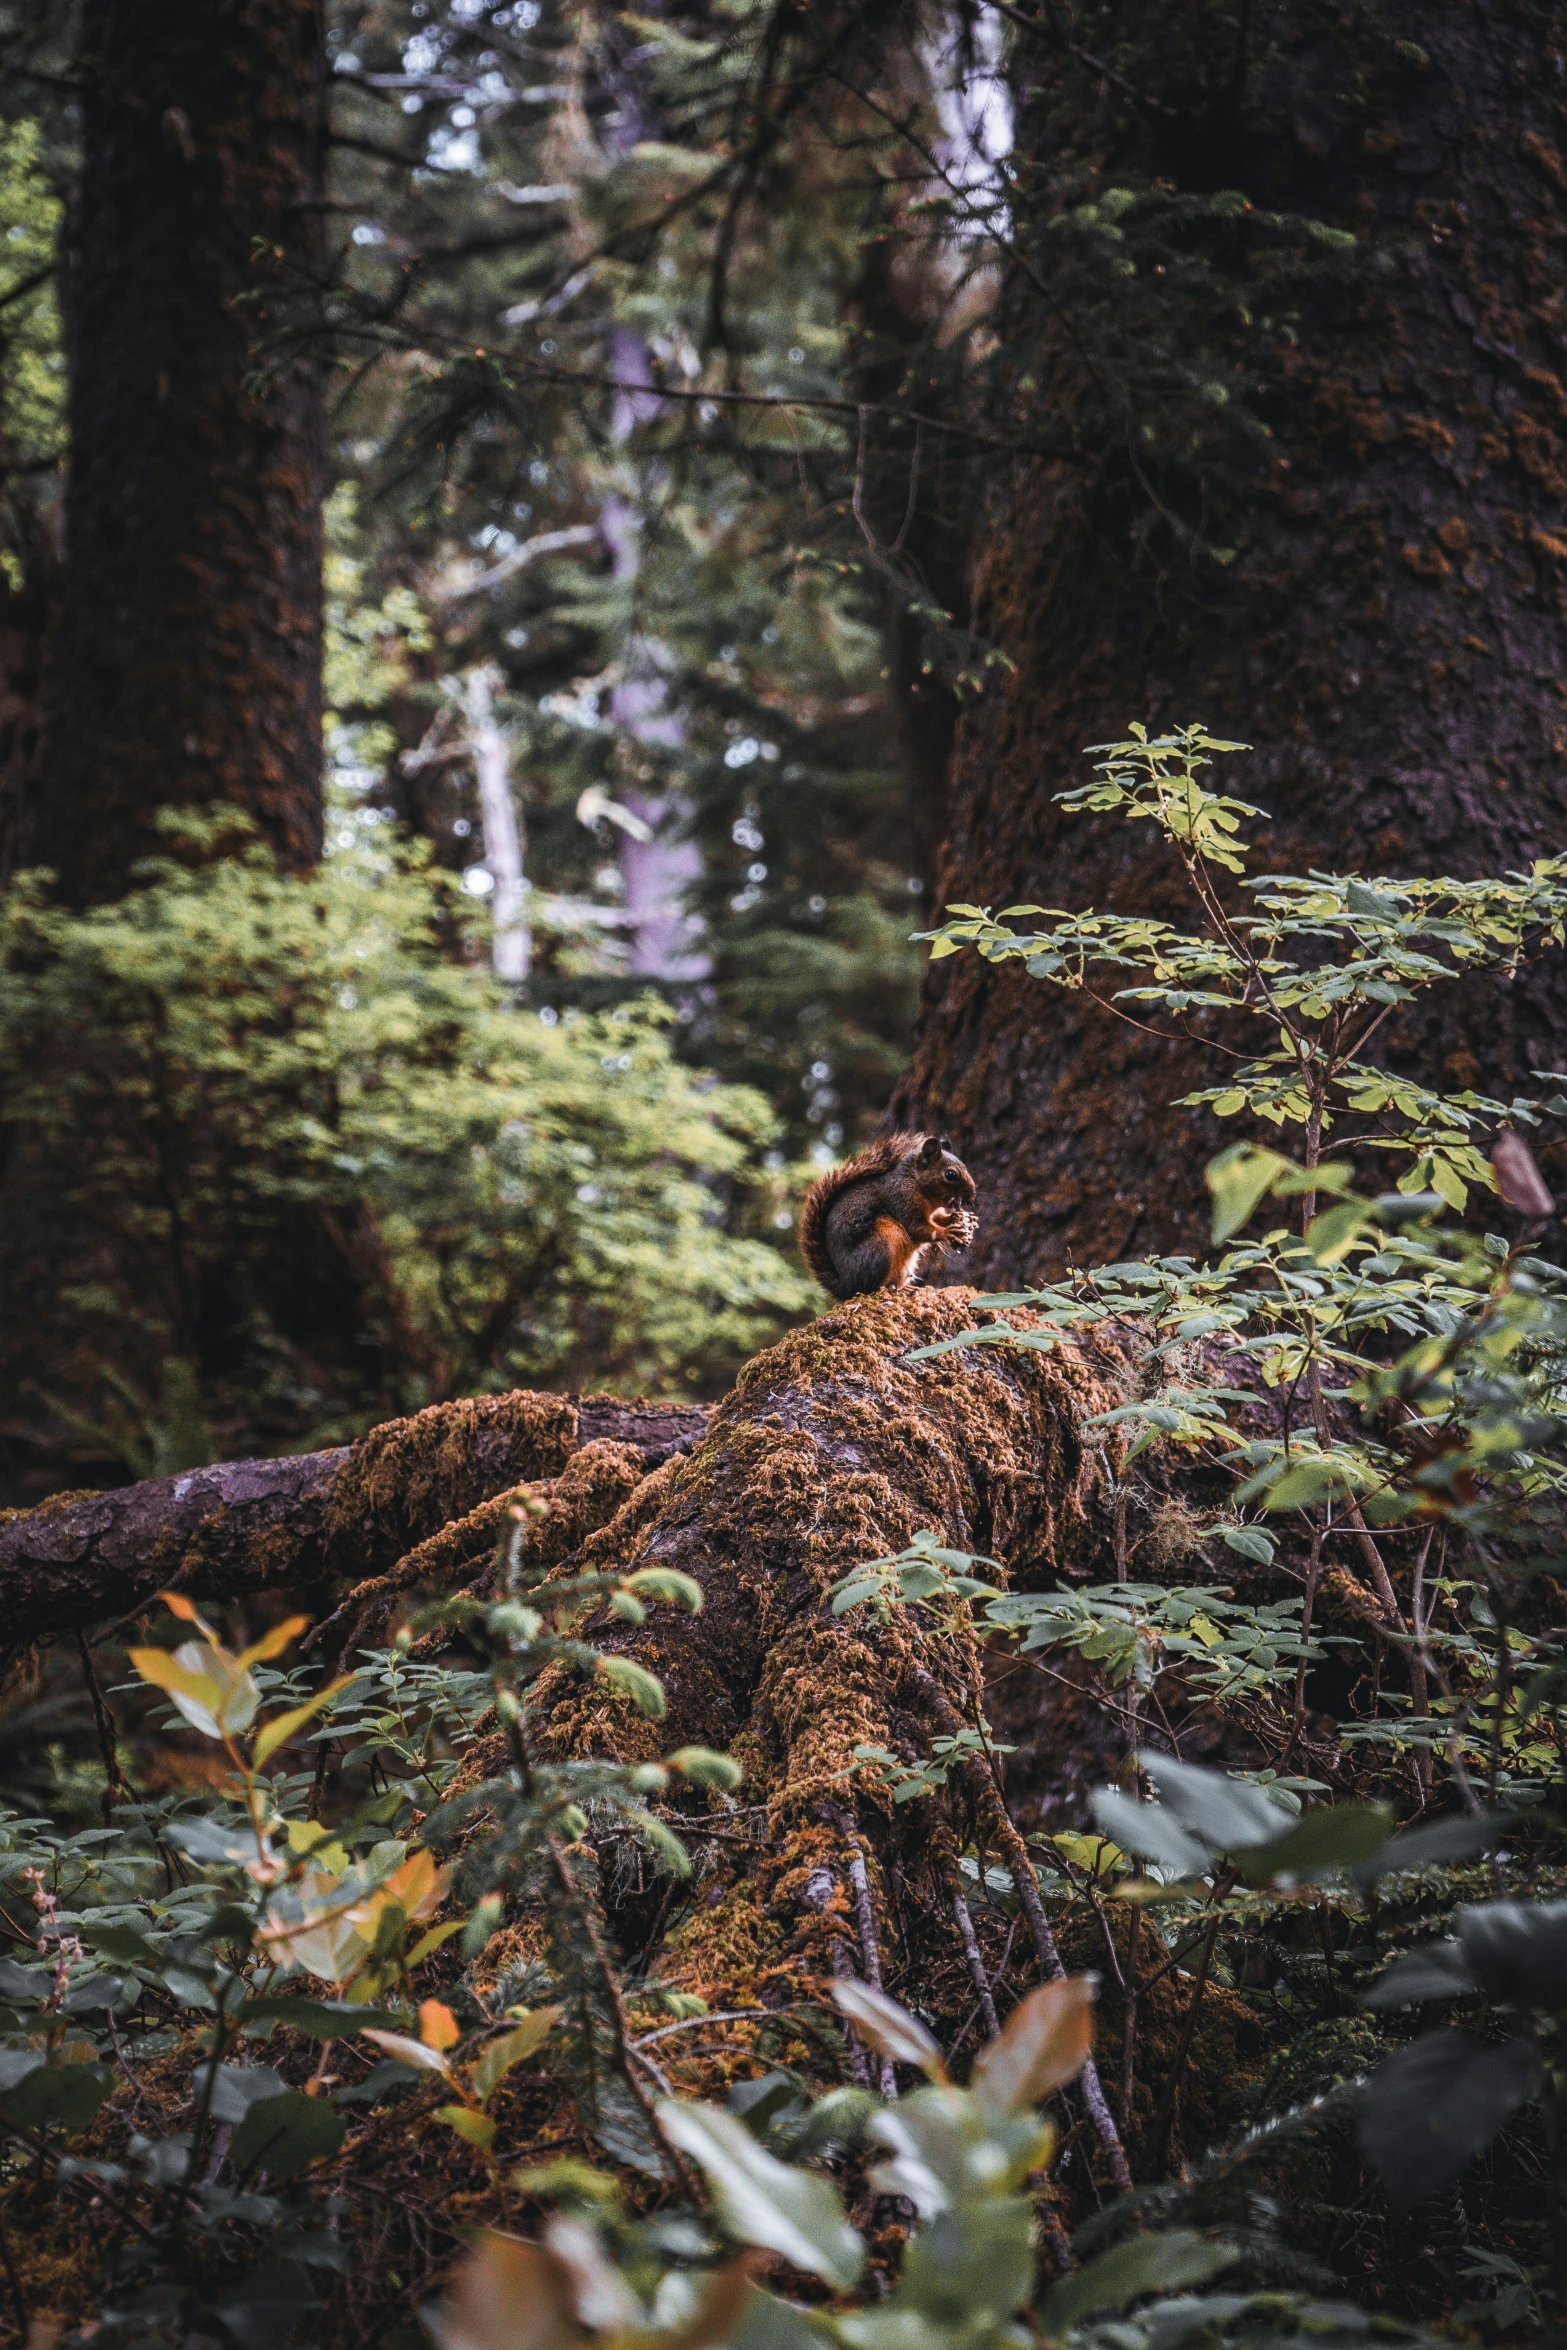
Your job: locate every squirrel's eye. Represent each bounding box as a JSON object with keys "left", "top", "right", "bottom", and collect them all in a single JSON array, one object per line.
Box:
[{"left": 946, "top": 1169, "right": 963, "bottom": 1186}]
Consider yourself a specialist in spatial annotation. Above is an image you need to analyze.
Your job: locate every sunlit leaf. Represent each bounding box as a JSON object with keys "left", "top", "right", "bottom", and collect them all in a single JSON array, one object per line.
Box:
[
  {"left": 657, "top": 2101, "right": 864, "bottom": 2288},
  {"left": 830, "top": 1979, "right": 945, "bottom": 2080},
  {"left": 971, "top": 1978, "right": 1095, "bottom": 2114}
]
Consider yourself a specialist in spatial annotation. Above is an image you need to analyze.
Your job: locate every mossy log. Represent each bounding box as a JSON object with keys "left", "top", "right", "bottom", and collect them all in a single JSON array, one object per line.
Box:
[
  {"left": 441, "top": 1288, "right": 1207, "bottom": 2191},
  {"left": 0, "top": 1391, "right": 709, "bottom": 1658}
]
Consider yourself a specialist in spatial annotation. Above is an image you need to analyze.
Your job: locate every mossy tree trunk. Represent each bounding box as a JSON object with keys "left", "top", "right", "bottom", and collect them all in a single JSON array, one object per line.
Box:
[
  {"left": 898, "top": 0, "right": 1567, "bottom": 1279},
  {"left": 34, "top": 0, "right": 327, "bottom": 899}
]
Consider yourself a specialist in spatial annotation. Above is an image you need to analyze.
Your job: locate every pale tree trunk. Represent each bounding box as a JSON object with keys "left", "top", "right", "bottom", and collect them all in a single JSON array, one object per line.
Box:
[{"left": 462, "top": 666, "right": 530, "bottom": 984}]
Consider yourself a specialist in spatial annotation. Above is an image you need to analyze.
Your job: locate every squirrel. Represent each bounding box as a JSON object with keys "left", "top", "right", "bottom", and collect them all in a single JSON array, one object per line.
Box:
[{"left": 799, "top": 1131, "right": 979, "bottom": 1300}]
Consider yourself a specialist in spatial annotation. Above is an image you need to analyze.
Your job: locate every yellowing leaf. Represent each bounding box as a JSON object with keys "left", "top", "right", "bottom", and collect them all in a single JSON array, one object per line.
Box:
[
  {"left": 129, "top": 1638, "right": 259, "bottom": 1739},
  {"left": 127, "top": 1647, "right": 229, "bottom": 1739},
  {"left": 157, "top": 1589, "right": 217, "bottom": 1634},
  {"left": 235, "top": 1615, "right": 310, "bottom": 1671},
  {"left": 253, "top": 1675, "right": 353, "bottom": 1768},
  {"left": 972, "top": 1977, "right": 1096, "bottom": 2115},
  {"left": 440, "top": 2103, "right": 498, "bottom": 2152},
  {"left": 405, "top": 1920, "right": 465, "bottom": 1972},
  {"left": 420, "top": 1998, "right": 461, "bottom": 2052}
]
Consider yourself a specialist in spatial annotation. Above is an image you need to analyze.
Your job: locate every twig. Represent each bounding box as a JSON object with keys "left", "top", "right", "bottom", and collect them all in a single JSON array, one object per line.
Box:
[
  {"left": 950, "top": 1887, "right": 999, "bottom": 2039},
  {"left": 1120, "top": 1904, "right": 1141, "bottom": 2143},
  {"left": 831, "top": 1810, "right": 897, "bottom": 2098},
  {"left": 1146, "top": 1900, "right": 1224, "bottom": 2173},
  {"left": 802, "top": 1866, "right": 871, "bottom": 2087},
  {"left": 632, "top": 2009, "right": 770, "bottom": 2048},
  {"left": 904, "top": 1667, "right": 1133, "bottom": 2190},
  {"left": 77, "top": 1629, "right": 132, "bottom": 1818}
]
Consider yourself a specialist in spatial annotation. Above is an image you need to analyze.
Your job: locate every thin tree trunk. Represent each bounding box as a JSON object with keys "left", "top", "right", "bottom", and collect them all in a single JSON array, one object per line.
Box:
[
  {"left": 40, "top": 0, "right": 327, "bottom": 901},
  {"left": 464, "top": 667, "right": 530, "bottom": 982},
  {"left": 899, "top": 1, "right": 1567, "bottom": 1276}
]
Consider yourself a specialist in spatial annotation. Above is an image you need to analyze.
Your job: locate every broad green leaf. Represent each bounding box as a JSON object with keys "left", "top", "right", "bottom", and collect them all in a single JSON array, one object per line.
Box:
[
  {"left": 1141, "top": 1754, "right": 1293, "bottom": 1850},
  {"left": 656, "top": 2101, "right": 864, "bottom": 2289},
  {"left": 1362, "top": 1944, "right": 1475, "bottom": 2007},
  {"left": 241, "top": 1994, "right": 402, "bottom": 2038},
  {"left": 1237, "top": 1802, "right": 1392, "bottom": 1885},
  {"left": 1219, "top": 1526, "right": 1275, "bottom": 1564},
  {"left": 473, "top": 2007, "right": 561, "bottom": 2105},
  {"left": 0, "top": 2055, "right": 110, "bottom": 2135},
  {"left": 1359, "top": 2033, "right": 1538, "bottom": 2205},
  {"left": 1205, "top": 1144, "right": 1289, "bottom": 1244},
  {"left": 198, "top": 2061, "right": 287, "bottom": 2123},
  {"left": 1351, "top": 1811, "right": 1506, "bottom": 1885},
  {"left": 1090, "top": 1788, "right": 1209, "bottom": 1879},
  {"left": 230, "top": 2088, "right": 348, "bottom": 2180},
  {"left": 830, "top": 1980, "right": 945, "bottom": 2080},
  {"left": 1456, "top": 1899, "right": 1567, "bottom": 2005},
  {"left": 1304, "top": 1200, "right": 1367, "bottom": 1266},
  {"left": 1038, "top": 2230, "right": 1237, "bottom": 2340}
]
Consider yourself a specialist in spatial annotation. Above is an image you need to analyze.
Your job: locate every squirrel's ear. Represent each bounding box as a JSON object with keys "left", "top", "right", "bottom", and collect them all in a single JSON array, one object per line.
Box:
[
  {"left": 938, "top": 1132, "right": 953, "bottom": 1153},
  {"left": 916, "top": 1133, "right": 943, "bottom": 1167}
]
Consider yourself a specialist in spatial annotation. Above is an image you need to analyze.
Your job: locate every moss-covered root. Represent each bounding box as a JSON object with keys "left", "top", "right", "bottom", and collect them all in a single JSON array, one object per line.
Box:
[{"left": 530, "top": 1287, "right": 1144, "bottom": 2018}]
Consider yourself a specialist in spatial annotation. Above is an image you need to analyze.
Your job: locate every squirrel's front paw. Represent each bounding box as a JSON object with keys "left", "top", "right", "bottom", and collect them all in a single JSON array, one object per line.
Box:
[{"left": 931, "top": 1207, "right": 978, "bottom": 1252}]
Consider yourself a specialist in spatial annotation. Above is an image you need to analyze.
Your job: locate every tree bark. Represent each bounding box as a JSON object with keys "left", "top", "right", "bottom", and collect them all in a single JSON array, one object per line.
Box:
[
  {"left": 899, "top": 1, "right": 1567, "bottom": 1279},
  {"left": 36, "top": 0, "right": 327, "bottom": 900}
]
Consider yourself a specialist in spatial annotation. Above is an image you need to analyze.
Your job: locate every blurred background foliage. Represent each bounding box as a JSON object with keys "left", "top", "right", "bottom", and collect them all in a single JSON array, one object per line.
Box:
[{"left": 0, "top": 0, "right": 1012, "bottom": 1486}]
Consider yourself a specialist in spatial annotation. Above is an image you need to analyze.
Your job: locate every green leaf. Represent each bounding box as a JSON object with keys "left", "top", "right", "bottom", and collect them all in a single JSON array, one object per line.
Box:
[
  {"left": 1236, "top": 1802, "right": 1392, "bottom": 1885},
  {"left": 472, "top": 2008, "right": 561, "bottom": 2106},
  {"left": 0, "top": 2054, "right": 111, "bottom": 2136},
  {"left": 1305, "top": 1199, "right": 1367, "bottom": 1266},
  {"left": 241, "top": 1996, "right": 403, "bottom": 2040},
  {"left": 231, "top": 2088, "right": 348, "bottom": 2180},
  {"left": 1219, "top": 1526, "right": 1275, "bottom": 1564},
  {"left": 1359, "top": 2034, "right": 1538, "bottom": 2205},
  {"left": 1457, "top": 1900, "right": 1567, "bottom": 2005},
  {"left": 1038, "top": 2230, "right": 1237, "bottom": 2339},
  {"left": 597, "top": 1656, "right": 667, "bottom": 1719},
  {"left": 1352, "top": 1811, "right": 1507, "bottom": 1886},
  {"left": 1090, "top": 1788, "right": 1209, "bottom": 1878},
  {"left": 1206, "top": 1144, "right": 1289, "bottom": 1244},
  {"left": 1141, "top": 1754, "right": 1294, "bottom": 1851},
  {"left": 656, "top": 2101, "right": 864, "bottom": 2289}
]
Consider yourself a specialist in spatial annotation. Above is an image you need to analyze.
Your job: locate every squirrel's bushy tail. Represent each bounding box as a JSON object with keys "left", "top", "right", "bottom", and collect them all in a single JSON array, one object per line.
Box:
[{"left": 798, "top": 1134, "right": 924, "bottom": 1298}]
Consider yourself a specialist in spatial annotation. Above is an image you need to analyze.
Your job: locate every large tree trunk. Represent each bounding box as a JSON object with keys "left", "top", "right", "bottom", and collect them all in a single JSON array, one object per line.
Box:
[
  {"left": 35, "top": 0, "right": 326, "bottom": 899},
  {"left": 899, "top": 1, "right": 1567, "bottom": 1279}
]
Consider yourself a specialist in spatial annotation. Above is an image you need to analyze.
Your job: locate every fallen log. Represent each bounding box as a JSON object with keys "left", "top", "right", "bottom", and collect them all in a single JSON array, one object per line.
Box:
[{"left": 0, "top": 1390, "right": 710, "bottom": 1654}]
